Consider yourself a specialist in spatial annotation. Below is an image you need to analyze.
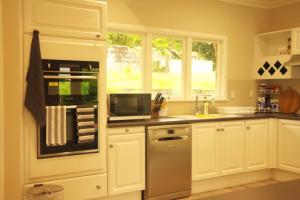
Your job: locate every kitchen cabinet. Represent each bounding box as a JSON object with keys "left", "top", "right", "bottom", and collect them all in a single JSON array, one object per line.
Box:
[
  {"left": 245, "top": 119, "right": 269, "bottom": 171},
  {"left": 192, "top": 122, "right": 220, "bottom": 180},
  {"left": 23, "top": 35, "right": 107, "bottom": 181},
  {"left": 192, "top": 120, "right": 245, "bottom": 180},
  {"left": 220, "top": 121, "right": 245, "bottom": 175},
  {"left": 254, "top": 29, "right": 300, "bottom": 79},
  {"left": 107, "top": 127, "right": 145, "bottom": 196},
  {"left": 291, "top": 28, "right": 300, "bottom": 55},
  {"left": 278, "top": 119, "right": 300, "bottom": 173},
  {"left": 23, "top": 0, "right": 107, "bottom": 40},
  {"left": 24, "top": 174, "right": 107, "bottom": 200}
]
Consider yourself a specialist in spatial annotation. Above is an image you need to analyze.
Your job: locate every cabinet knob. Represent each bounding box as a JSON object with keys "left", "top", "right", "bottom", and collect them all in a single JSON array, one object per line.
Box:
[
  {"left": 96, "top": 34, "right": 101, "bottom": 39},
  {"left": 96, "top": 185, "right": 101, "bottom": 190},
  {"left": 247, "top": 126, "right": 251, "bottom": 130},
  {"left": 125, "top": 128, "right": 129, "bottom": 132},
  {"left": 221, "top": 128, "right": 225, "bottom": 132},
  {"left": 216, "top": 128, "right": 221, "bottom": 132},
  {"left": 109, "top": 144, "right": 114, "bottom": 148}
]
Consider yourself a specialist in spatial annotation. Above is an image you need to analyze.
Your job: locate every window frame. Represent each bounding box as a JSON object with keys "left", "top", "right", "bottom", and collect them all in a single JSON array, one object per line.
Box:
[
  {"left": 106, "top": 30, "right": 147, "bottom": 93},
  {"left": 108, "top": 23, "right": 228, "bottom": 101}
]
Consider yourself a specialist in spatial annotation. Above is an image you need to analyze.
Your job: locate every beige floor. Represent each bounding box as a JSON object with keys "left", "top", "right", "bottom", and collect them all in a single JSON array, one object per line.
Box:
[{"left": 182, "top": 179, "right": 279, "bottom": 200}]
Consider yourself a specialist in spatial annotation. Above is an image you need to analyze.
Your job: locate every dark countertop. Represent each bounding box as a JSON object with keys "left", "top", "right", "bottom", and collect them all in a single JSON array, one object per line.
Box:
[{"left": 107, "top": 113, "right": 300, "bottom": 128}]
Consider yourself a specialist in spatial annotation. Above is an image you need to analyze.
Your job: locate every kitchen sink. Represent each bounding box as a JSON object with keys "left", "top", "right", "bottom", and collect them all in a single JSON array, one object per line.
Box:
[{"left": 174, "top": 114, "right": 242, "bottom": 120}]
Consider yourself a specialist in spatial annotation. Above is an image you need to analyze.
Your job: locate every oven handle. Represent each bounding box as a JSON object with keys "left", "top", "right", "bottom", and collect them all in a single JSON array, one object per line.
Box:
[{"left": 43, "top": 75, "right": 98, "bottom": 80}]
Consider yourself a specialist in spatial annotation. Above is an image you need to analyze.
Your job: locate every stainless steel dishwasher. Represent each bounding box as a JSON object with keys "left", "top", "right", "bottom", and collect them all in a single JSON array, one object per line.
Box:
[{"left": 144, "top": 124, "right": 191, "bottom": 200}]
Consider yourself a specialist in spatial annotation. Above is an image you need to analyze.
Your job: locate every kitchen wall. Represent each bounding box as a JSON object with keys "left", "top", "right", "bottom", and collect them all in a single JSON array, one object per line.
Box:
[
  {"left": 0, "top": 0, "right": 4, "bottom": 199},
  {"left": 2, "top": 0, "right": 24, "bottom": 199},
  {"left": 269, "top": 2, "right": 300, "bottom": 31},
  {"left": 107, "top": 0, "right": 271, "bottom": 115}
]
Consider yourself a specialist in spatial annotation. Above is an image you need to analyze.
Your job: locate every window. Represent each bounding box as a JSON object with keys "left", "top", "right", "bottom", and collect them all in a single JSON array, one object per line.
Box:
[
  {"left": 107, "top": 32, "right": 144, "bottom": 93},
  {"left": 107, "top": 26, "right": 227, "bottom": 101},
  {"left": 191, "top": 40, "right": 218, "bottom": 99},
  {"left": 152, "top": 37, "right": 183, "bottom": 98}
]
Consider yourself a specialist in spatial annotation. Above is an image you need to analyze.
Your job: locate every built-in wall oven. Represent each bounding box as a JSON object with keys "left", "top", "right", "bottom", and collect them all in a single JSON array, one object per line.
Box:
[{"left": 39, "top": 59, "right": 100, "bottom": 158}]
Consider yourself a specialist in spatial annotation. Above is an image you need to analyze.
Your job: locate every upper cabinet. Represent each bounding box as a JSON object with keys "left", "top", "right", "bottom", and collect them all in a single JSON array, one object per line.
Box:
[
  {"left": 23, "top": 0, "right": 107, "bottom": 40},
  {"left": 254, "top": 29, "right": 300, "bottom": 79},
  {"left": 291, "top": 28, "right": 300, "bottom": 55}
]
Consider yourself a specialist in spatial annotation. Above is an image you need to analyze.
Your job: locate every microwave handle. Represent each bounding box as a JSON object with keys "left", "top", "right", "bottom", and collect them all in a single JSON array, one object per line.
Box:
[{"left": 43, "top": 75, "right": 98, "bottom": 80}]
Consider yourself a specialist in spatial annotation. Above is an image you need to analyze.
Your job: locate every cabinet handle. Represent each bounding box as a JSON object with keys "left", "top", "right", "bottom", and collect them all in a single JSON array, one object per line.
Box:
[
  {"left": 109, "top": 144, "right": 114, "bottom": 148},
  {"left": 96, "top": 185, "right": 101, "bottom": 190}
]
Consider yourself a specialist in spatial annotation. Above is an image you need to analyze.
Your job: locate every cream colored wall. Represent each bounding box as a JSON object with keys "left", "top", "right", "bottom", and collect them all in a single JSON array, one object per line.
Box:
[
  {"left": 3, "top": 0, "right": 24, "bottom": 199},
  {"left": 107, "top": 0, "right": 270, "bottom": 115},
  {"left": 269, "top": 2, "right": 300, "bottom": 31},
  {"left": 0, "top": 0, "right": 4, "bottom": 199}
]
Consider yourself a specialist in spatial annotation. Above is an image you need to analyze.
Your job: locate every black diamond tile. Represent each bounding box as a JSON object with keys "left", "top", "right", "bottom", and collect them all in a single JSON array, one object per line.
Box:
[
  {"left": 280, "top": 66, "right": 288, "bottom": 75},
  {"left": 274, "top": 61, "right": 282, "bottom": 69},
  {"left": 263, "top": 62, "right": 270, "bottom": 70},
  {"left": 258, "top": 68, "right": 265, "bottom": 76},
  {"left": 268, "top": 67, "right": 276, "bottom": 75}
]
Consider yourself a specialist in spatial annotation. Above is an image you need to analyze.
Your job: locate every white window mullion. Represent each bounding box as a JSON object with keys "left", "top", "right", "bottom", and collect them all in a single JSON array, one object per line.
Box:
[
  {"left": 185, "top": 38, "right": 193, "bottom": 101},
  {"left": 145, "top": 33, "right": 152, "bottom": 94},
  {"left": 217, "top": 39, "right": 228, "bottom": 100}
]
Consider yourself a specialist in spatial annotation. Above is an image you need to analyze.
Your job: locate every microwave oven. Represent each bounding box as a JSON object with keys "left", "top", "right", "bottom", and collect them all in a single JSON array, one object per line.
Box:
[{"left": 108, "top": 93, "right": 151, "bottom": 121}]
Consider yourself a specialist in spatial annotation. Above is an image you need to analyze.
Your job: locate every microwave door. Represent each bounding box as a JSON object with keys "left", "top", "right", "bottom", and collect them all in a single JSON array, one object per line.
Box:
[{"left": 109, "top": 94, "right": 151, "bottom": 120}]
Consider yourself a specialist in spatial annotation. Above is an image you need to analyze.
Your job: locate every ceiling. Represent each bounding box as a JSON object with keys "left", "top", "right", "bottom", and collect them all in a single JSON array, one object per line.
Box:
[{"left": 219, "top": 0, "right": 300, "bottom": 9}]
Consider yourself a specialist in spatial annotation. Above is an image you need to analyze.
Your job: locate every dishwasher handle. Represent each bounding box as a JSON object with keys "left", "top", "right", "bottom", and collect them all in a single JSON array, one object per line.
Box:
[{"left": 155, "top": 135, "right": 189, "bottom": 142}]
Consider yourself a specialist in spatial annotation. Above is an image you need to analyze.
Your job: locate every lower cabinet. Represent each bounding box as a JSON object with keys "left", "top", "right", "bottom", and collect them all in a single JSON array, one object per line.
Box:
[
  {"left": 24, "top": 174, "right": 107, "bottom": 200},
  {"left": 192, "top": 119, "right": 269, "bottom": 181},
  {"left": 278, "top": 119, "right": 300, "bottom": 173},
  {"left": 192, "top": 122, "right": 220, "bottom": 180},
  {"left": 108, "top": 128, "right": 145, "bottom": 196},
  {"left": 245, "top": 119, "right": 269, "bottom": 171},
  {"left": 220, "top": 121, "right": 245, "bottom": 175}
]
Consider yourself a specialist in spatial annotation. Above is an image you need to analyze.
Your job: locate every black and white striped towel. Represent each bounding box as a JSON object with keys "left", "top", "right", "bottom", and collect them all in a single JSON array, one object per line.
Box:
[
  {"left": 46, "top": 106, "right": 67, "bottom": 146},
  {"left": 76, "top": 105, "right": 96, "bottom": 143}
]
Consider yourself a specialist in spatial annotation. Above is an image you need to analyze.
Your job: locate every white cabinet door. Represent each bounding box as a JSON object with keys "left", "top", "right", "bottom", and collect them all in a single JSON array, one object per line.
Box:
[
  {"left": 278, "top": 120, "right": 300, "bottom": 173},
  {"left": 24, "top": 0, "right": 107, "bottom": 40},
  {"left": 292, "top": 28, "right": 300, "bottom": 55},
  {"left": 245, "top": 119, "right": 269, "bottom": 171},
  {"left": 220, "top": 121, "right": 245, "bottom": 175},
  {"left": 108, "top": 133, "right": 145, "bottom": 196},
  {"left": 192, "top": 122, "right": 220, "bottom": 180}
]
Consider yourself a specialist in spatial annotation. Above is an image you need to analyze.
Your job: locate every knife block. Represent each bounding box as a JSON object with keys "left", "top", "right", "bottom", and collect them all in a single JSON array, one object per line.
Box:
[{"left": 151, "top": 104, "right": 160, "bottom": 119}]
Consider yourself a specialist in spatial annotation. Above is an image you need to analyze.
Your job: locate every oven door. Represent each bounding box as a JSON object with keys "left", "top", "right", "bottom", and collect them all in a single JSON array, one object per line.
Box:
[
  {"left": 109, "top": 94, "right": 151, "bottom": 120},
  {"left": 44, "top": 74, "right": 98, "bottom": 105}
]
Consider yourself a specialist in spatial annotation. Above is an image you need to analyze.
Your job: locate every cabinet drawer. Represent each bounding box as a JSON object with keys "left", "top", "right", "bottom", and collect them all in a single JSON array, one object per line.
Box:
[
  {"left": 107, "top": 126, "right": 145, "bottom": 135},
  {"left": 23, "top": 0, "right": 107, "bottom": 40},
  {"left": 24, "top": 174, "right": 107, "bottom": 200}
]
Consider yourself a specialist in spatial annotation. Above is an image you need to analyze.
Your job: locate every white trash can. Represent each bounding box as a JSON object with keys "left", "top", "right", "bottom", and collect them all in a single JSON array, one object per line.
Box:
[{"left": 26, "top": 184, "right": 64, "bottom": 200}]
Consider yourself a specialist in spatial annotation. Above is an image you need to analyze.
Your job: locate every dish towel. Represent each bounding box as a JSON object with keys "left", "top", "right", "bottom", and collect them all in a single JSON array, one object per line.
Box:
[
  {"left": 46, "top": 106, "right": 67, "bottom": 146},
  {"left": 24, "top": 30, "right": 46, "bottom": 127},
  {"left": 76, "top": 105, "right": 96, "bottom": 143}
]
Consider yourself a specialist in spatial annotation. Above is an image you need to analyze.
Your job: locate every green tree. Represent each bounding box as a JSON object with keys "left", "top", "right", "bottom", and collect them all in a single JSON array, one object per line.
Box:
[{"left": 107, "top": 32, "right": 142, "bottom": 48}]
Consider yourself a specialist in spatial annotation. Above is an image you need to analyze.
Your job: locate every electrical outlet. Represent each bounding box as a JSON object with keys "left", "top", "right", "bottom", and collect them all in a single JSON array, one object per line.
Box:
[{"left": 230, "top": 90, "right": 236, "bottom": 99}]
